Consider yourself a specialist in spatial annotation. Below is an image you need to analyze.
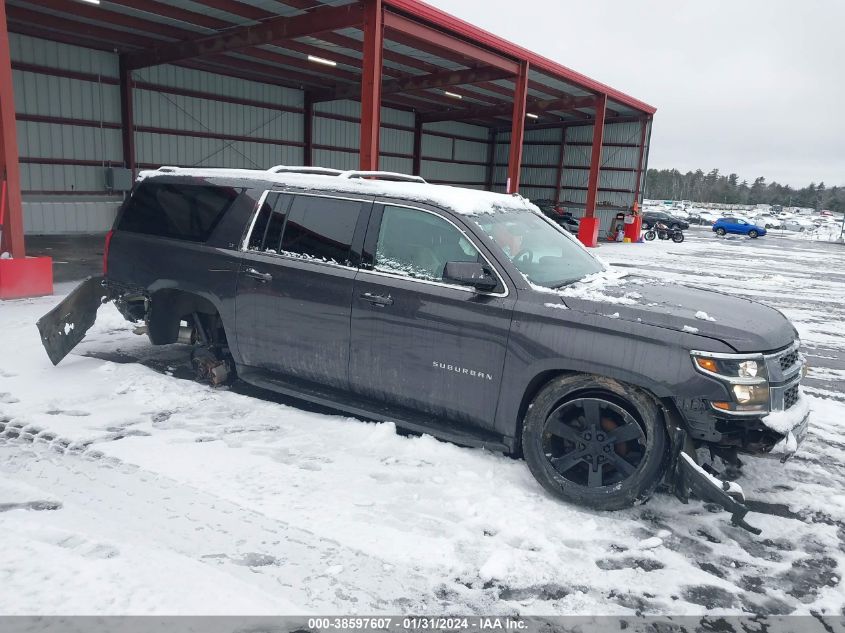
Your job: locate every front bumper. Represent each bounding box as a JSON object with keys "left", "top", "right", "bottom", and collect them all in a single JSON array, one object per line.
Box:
[
  {"left": 762, "top": 396, "right": 811, "bottom": 461},
  {"left": 678, "top": 340, "right": 810, "bottom": 458}
]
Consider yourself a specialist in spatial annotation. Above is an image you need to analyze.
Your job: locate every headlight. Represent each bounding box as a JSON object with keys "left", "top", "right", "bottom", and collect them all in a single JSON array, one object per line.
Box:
[
  {"left": 732, "top": 384, "right": 769, "bottom": 405},
  {"left": 691, "top": 353, "right": 768, "bottom": 383},
  {"left": 691, "top": 351, "right": 770, "bottom": 414},
  {"left": 738, "top": 360, "right": 758, "bottom": 378}
]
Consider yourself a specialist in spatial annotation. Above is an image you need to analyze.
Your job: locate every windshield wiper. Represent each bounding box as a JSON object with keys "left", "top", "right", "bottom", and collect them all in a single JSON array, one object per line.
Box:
[{"left": 549, "top": 279, "right": 579, "bottom": 290}]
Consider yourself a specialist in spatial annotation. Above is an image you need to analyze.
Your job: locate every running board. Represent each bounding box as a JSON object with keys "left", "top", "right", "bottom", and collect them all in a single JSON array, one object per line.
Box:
[{"left": 238, "top": 367, "right": 512, "bottom": 453}]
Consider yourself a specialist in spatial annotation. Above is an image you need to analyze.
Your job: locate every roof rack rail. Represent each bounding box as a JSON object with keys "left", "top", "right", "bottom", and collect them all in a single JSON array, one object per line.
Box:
[
  {"left": 157, "top": 166, "right": 181, "bottom": 173},
  {"left": 338, "top": 170, "right": 427, "bottom": 184},
  {"left": 267, "top": 165, "right": 343, "bottom": 176}
]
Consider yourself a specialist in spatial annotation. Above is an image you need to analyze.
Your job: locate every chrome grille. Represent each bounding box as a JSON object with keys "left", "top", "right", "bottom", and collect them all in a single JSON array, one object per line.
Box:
[
  {"left": 784, "top": 385, "right": 799, "bottom": 409},
  {"left": 779, "top": 349, "right": 799, "bottom": 372}
]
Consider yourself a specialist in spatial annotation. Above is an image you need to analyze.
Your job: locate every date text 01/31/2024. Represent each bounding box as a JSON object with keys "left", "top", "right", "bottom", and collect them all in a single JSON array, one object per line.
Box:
[{"left": 307, "top": 617, "right": 527, "bottom": 630}]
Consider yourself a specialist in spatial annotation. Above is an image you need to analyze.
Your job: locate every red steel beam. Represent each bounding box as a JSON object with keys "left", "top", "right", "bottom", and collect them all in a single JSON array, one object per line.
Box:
[
  {"left": 0, "top": 0, "right": 24, "bottom": 257},
  {"left": 422, "top": 95, "right": 595, "bottom": 124},
  {"left": 383, "top": 11, "right": 519, "bottom": 75},
  {"left": 106, "top": 0, "right": 233, "bottom": 31},
  {"left": 584, "top": 94, "right": 607, "bottom": 218},
  {"left": 326, "top": 65, "right": 513, "bottom": 102},
  {"left": 124, "top": 3, "right": 364, "bottom": 70},
  {"left": 264, "top": 3, "right": 519, "bottom": 107},
  {"left": 359, "top": 0, "right": 384, "bottom": 171},
  {"left": 26, "top": 0, "right": 198, "bottom": 41},
  {"left": 199, "top": 0, "right": 272, "bottom": 21},
  {"left": 6, "top": 6, "right": 164, "bottom": 50},
  {"left": 119, "top": 56, "right": 136, "bottom": 177},
  {"left": 506, "top": 62, "right": 529, "bottom": 194}
]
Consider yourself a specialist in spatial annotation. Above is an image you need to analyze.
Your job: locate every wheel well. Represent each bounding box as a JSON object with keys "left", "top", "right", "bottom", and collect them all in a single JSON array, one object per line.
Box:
[
  {"left": 512, "top": 370, "right": 671, "bottom": 457},
  {"left": 512, "top": 370, "right": 572, "bottom": 456},
  {"left": 146, "top": 289, "right": 226, "bottom": 345}
]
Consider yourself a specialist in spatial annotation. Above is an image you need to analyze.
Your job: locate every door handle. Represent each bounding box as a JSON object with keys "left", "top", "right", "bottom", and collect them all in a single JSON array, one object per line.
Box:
[
  {"left": 245, "top": 268, "right": 273, "bottom": 283},
  {"left": 361, "top": 292, "right": 393, "bottom": 306}
]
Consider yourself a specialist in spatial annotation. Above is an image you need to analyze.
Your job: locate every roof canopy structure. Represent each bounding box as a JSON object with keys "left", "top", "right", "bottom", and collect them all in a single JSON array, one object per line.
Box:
[{"left": 5, "top": 0, "right": 655, "bottom": 128}]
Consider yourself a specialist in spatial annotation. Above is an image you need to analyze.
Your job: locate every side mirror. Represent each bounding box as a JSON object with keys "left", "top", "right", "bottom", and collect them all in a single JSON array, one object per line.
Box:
[{"left": 443, "top": 261, "right": 498, "bottom": 292}]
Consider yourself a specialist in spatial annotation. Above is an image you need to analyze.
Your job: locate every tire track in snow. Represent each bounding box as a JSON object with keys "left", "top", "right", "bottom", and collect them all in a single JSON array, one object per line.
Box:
[{"left": 0, "top": 427, "right": 459, "bottom": 614}]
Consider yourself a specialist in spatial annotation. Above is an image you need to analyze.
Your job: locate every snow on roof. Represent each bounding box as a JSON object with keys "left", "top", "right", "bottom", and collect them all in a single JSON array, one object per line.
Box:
[{"left": 138, "top": 167, "right": 540, "bottom": 216}]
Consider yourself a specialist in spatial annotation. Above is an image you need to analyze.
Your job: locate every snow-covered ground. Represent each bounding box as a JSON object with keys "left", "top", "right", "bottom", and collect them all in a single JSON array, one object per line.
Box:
[{"left": 1, "top": 228, "right": 844, "bottom": 616}]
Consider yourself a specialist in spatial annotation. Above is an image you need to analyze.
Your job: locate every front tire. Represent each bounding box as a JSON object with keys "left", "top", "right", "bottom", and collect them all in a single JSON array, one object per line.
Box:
[
  {"left": 672, "top": 231, "right": 685, "bottom": 243},
  {"left": 748, "top": 229, "right": 759, "bottom": 238},
  {"left": 521, "top": 375, "right": 668, "bottom": 510},
  {"left": 644, "top": 230, "right": 656, "bottom": 241}
]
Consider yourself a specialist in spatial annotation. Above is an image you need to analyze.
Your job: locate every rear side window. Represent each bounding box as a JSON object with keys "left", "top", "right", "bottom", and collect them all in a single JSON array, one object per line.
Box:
[
  {"left": 247, "top": 193, "right": 289, "bottom": 253},
  {"left": 118, "top": 182, "right": 241, "bottom": 242},
  {"left": 246, "top": 193, "right": 363, "bottom": 267}
]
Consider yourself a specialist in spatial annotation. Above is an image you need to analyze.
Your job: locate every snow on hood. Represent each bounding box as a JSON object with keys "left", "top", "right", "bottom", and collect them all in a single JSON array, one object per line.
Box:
[
  {"left": 137, "top": 168, "right": 540, "bottom": 217},
  {"left": 551, "top": 271, "right": 797, "bottom": 352}
]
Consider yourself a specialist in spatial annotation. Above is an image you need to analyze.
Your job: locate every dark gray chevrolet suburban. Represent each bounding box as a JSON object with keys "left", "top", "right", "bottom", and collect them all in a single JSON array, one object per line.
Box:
[{"left": 38, "top": 166, "right": 810, "bottom": 530}]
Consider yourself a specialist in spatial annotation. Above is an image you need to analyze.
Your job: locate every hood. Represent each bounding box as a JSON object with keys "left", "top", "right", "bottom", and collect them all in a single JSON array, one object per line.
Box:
[{"left": 558, "top": 274, "right": 796, "bottom": 353}]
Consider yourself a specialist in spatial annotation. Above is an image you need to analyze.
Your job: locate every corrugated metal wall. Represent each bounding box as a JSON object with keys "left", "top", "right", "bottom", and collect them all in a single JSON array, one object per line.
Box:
[
  {"left": 313, "top": 99, "right": 415, "bottom": 174},
  {"left": 495, "top": 119, "right": 650, "bottom": 234},
  {"left": 133, "top": 64, "right": 304, "bottom": 170},
  {"left": 12, "top": 33, "right": 121, "bottom": 196},
  {"left": 420, "top": 121, "right": 489, "bottom": 189}
]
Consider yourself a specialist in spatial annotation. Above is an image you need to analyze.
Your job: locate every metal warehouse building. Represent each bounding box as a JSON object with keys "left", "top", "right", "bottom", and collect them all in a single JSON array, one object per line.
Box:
[{"left": 0, "top": 0, "right": 655, "bottom": 297}]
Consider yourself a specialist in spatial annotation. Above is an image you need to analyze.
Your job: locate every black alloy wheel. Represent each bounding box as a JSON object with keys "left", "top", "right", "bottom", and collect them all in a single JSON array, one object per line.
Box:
[
  {"left": 521, "top": 375, "right": 668, "bottom": 510},
  {"left": 543, "top": 398, "right": 645, "bottom": 488}
]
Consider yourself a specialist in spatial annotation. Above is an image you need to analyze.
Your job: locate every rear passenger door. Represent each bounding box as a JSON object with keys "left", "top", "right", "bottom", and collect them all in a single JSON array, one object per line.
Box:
[
  {"left": 235, "top": 191, "right": 371, "bottom": 391},
  {"left": 349, "top": 203, "right": 514, "bottom": 432}
]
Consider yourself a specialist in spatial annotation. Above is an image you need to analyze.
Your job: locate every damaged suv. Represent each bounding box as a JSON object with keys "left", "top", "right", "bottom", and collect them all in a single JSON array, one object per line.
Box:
[{"left": 38, "top": 166, "right": 810, "bottom": 531}]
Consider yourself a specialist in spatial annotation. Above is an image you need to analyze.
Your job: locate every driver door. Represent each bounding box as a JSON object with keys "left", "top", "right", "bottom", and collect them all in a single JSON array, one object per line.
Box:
[{"left": 349, "top": 203, "right": 515, "bottom": 431}]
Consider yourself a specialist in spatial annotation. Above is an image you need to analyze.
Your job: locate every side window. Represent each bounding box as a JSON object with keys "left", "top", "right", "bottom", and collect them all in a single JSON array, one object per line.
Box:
[
  {"left": 375, "top": 205, "right": 479, "bottom": 281},
  {"left": 118, "top": 182, "right": 241, "bottom": 242},
  {"left": 247, "top": 193, "right": 289, "bottom": 253},
  {"left": 280, "top": 196, "right": 362, "bottom": 266}
]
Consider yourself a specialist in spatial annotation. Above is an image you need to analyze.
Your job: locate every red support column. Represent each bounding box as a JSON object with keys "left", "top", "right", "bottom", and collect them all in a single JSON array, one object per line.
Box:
[
  {"left": 303, "top": 91, "right": 313, "bottom": 167},
  {"left": 577, "top": 93, "right": 607, "bottom": 247},
  {"left": 624, "top": 116, "right": 649, "bottom": 242},
  {"left": 506, "top": 61, "right": 528, "bottom": 193},
  {"left": 359, "top": 0, "right": 383, "bottom": 171},
  {"left": 411, "top": 113, "right": 422, "bottom": 176},
  {"left": 0, "top": 0, "right": 52, "bottom": 297},
  {"left": 119, "top": 55, "right": 135, "bottom": 177},
  {"left": 0, "top": 0, "right": 23, "bottom": 259}
]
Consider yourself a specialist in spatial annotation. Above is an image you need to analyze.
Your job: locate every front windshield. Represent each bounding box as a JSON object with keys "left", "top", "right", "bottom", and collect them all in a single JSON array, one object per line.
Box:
[{"left": 472, "top": 209, "right": 603, "bottom": 288}]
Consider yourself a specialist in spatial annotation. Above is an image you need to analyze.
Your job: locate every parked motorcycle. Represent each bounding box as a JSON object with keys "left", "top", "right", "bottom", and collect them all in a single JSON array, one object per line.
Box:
[{"left": 644, "top": 222, "right": 685, "bottom": 243}]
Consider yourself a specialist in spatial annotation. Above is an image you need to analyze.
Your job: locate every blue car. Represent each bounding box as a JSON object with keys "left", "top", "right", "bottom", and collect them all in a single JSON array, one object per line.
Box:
[{"left": 712, "top": 217, "right": 767, "bottom": 238}]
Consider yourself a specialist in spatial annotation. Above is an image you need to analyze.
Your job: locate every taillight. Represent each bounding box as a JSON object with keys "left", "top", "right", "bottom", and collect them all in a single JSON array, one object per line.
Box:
[{"left": 103, "top": 229, "right": 114, "bottom": 276}]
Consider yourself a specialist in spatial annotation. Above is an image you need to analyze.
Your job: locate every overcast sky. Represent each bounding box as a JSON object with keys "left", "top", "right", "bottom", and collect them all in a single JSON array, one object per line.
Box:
[{"left": 425, "top": 0, "right": 844, "bottom": 188}]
